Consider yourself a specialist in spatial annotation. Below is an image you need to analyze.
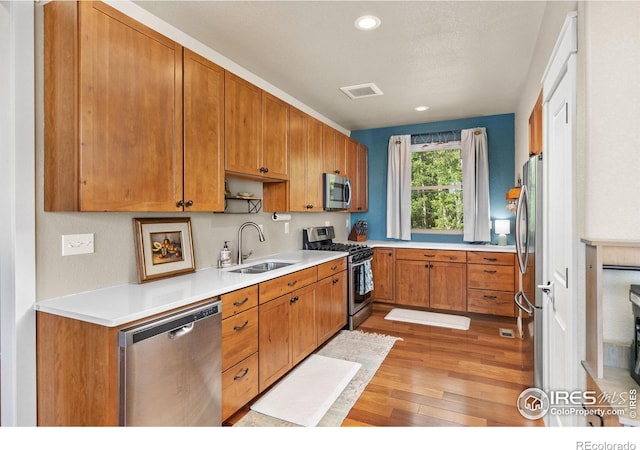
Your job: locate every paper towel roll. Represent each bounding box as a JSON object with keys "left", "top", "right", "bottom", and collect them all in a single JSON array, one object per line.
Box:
[{"left": 272, "top": 212, "right": 291, "bottom": 222}]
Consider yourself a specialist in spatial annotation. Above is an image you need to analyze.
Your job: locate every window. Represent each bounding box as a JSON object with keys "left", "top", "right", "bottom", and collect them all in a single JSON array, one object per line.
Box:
[{"left": 410, "top": 140, "right": 463, "bottom": 232}]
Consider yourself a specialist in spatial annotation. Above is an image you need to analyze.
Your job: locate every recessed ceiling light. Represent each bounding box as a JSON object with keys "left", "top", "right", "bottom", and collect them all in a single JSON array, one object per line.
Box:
[
  {"left": 355, "top": 15, "right": 381, "bottom": 31},
  {"left": 415, "top": 106, "right": 430, "bottom": 112}
]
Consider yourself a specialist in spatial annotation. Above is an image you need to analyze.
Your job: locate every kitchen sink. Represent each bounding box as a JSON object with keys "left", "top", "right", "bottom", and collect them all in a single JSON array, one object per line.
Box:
[{"left": 228, "top": 261, "right": 294, "bottom": 274}]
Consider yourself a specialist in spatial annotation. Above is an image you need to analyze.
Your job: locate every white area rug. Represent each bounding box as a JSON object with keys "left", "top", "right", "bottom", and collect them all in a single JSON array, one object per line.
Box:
[
  {"left": 385, "top": 308, "right": 470, "bottom": 330},
  {"left": 234, "top": 330, "right": 402, "bottom": 427},
  {"left": 249, "top": 354, "right": 361, "bottom": 427}
]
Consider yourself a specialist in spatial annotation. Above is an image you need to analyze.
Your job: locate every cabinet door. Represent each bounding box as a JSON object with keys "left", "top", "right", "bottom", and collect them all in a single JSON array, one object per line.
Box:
[
  {"left": 529, "top": 90, "right": 543, "bottom": 156},
  {"left": 354, "top": 143, "right": 368, "bottom": 212},
  {"left": 183, "top": 48, "right": 224, "bottom": 212},
  {"left": 78, "top": 1, "right": 183, "bottom": 211},
  {"left": 373, "top": 248, "right": 395, "bottom": 302},
  {"left": 316, "top": 271, "right": 347, "bottom": 345},
  {"left": 290, "top": 284, "right": 317, "bottom": 366},
  {"left": 306, "top": 117, "right": 324, "bottom": 211},
  {"left": 429, "top": 262, "right": 467, "bottom": 312},
  {"left": 225, "top": 72, "right": 262, "bottom": 177},
  {"left": 322, "top": 124, "right": 336, "bottom": 175},
  {"left": 395, "top": 260, "right": 429, "bottom": 307},
  {"left": 261, "top": 92, "right": 289, "bottom": 180},
  {"left": 334, "top": 132, "right": 349, "bottom": 176},
  {"left": 288, "top": 107, "right": 308, "bottom": 211},
  {"left": 258, "top": 295, "right": 291, "bottom": 392}
]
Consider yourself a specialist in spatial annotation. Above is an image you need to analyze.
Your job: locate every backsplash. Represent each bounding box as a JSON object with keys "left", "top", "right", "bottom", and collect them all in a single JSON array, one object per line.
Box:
[{"left": 35, "top": 179, "right": 350, "bottom": 300}]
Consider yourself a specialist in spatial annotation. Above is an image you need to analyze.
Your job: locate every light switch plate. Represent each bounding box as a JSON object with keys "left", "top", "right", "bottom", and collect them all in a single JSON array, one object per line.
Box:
[{"left": 62, "top": 233, "right": 94, "bottom": 256}]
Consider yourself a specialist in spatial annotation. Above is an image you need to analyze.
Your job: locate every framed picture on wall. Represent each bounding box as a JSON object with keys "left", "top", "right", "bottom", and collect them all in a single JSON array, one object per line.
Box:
[{"left": 133, "top": 218, "right": 195, "bottom": 283}]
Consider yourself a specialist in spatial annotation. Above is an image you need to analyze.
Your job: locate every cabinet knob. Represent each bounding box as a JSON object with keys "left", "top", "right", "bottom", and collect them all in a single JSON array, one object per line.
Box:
[
  {"left": 334, "top": 170, "right": 340, "bottom": 174},
  {"left": 185, "top": 200, "right": 194, "bottom": 207},
  {"left": 176, "top": 200, "right": 184, "bottom": 207},
  {"left": 290, "top": 296, "right": 299, "bottom": 304},
  {"left": 332, "top": 278, "right": 340, "bottom": 284},
  {"left": 259, "top": 167, "right": 269, "bottom": 173},
  {"left": 306, "top": 204, "right": 314, "bottom": 209}
]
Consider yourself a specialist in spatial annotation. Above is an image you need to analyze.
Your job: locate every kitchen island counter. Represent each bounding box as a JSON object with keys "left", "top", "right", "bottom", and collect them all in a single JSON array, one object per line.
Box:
[{"left": 34, "top": 250, "right": 347, "bottom": 327}]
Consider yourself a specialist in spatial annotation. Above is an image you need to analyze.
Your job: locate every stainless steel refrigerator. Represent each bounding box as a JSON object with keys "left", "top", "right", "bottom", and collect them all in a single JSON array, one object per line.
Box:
[{"left": 514, "top": 154, "right": 544, "bottom": 389}]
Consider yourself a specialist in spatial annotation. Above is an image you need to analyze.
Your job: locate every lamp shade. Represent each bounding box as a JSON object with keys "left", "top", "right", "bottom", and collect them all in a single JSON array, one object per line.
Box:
[
  {"left": 495, "top": 219, "right": 511, "bottom": 235},
  {"left": 505, "top": 186, "right": 521, "bottom": 200}
]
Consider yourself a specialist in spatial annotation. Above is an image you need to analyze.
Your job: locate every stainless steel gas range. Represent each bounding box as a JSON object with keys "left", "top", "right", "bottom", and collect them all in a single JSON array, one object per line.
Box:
[{"left": 302, "top": 226, "right": 374, "bottom": 330}]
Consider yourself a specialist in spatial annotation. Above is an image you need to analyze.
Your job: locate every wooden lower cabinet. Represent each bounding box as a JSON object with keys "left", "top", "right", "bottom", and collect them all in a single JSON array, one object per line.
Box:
[
  {"left": 394, "top": 255, "right": 466, "bottom": 311},
  {"left": 258, "top": 283, "right": 316, "bottom": 392},
  {"left": 316, "top": 270, "right": 347, "bottom": 346},
  {"left": 467, "top": 251, "right": 516, "bottom": 317},
  {"left": 222, "top": 353, "right": 259, "bottom": 421},
  {"left": 372, "top": 248, "right": 395, "bottom": 302}
]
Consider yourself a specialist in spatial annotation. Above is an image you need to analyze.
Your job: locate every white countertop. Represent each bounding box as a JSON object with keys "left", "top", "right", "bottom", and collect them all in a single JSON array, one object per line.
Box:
[
  {"left": 362, "top": 240, "right": 516, "bottom": 253},
  {"left": 34, "top": 250, "right": 347, "bottom": 328}
]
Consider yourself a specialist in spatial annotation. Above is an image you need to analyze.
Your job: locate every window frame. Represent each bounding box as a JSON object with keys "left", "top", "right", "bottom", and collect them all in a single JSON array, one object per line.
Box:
[{"left": 409, "top": 140, "right": 464, "bottom": 234}]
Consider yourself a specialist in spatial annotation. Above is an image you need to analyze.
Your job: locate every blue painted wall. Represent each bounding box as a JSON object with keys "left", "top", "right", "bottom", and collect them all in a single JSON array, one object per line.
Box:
[{"left": 351, "top": 113, "right": 516, "bottom": 245}]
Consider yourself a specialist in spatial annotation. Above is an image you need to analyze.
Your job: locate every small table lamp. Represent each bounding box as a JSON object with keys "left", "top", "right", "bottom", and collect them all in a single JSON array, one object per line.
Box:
[{"left": 495, "top": 219, "right": 510, "bottom": 246}]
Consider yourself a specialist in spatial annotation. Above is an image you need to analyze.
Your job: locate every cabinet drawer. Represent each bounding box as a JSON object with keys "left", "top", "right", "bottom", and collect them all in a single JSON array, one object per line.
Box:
[
  {"left": 468, "top": 264, "right": 514, "bottom": 291},
  {"left": 222, "top": 352, "right": 259, "bottom": 421},
  {"left": 317, "top": 257, "right": 347, "bottom": 280},
  {"left": 221, "top": 285, "right": 258, "bottom": 319},
  {"left": 259, "top": 267, "right": 317, "bottom": 304},
  {"left": 467, "top": 290, "right": 515, "bottom": 317},
  {"left": 467, "top": 251, "right": 514, "bottom": 266},
  {"left": 222, "top": 308, "right": 258, "bottom": 371},
  {"left": 396, "top": 248, "right": 466, "bottom": 262}
]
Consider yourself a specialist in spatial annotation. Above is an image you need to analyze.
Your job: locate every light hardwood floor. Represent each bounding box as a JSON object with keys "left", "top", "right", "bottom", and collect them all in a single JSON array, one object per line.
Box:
[{"left": 226, "top": 303, "right": 542, "bottom": 427}]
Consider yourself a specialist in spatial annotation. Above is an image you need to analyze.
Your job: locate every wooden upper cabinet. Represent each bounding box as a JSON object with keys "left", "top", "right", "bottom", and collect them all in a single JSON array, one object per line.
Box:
[
  {"left": 45, "top": 1, "right": 185, "bottom": 211},
  {"left": 225, "top": 73, "right": 289, "bottom": 181},
  {"left": 349, "top": 141, "right": 368, "bottom": 212},
  {"left": 261, "top": 92, "right": 289, "bottom": 180},
  {"left": 183, "top": 48, "right": 225, "bottom": 212},
  {"left": 345, "top": 138, "right": 358, "bottom": 180},
  {"left": 286, "top": 108, "right": 323, "bottom": 212},
  {"left": 322, "top": 125, "right": 348, "bottom": 176},
  {"left": 529, "top": 90, "right": 543, "bottom": 156},
  {"left": 224, "top": 72, "right": 262, "bottom": 178}
]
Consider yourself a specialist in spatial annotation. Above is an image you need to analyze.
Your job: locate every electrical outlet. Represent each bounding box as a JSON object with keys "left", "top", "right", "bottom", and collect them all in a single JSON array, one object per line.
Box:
[
  {"left": 346, "top": 219, "right": 349, "bottom": 229},
  {"left": 325, "top": 221, "right": 330, "bottom": 226},
  {"left": 62, "top": 233, "right": 94, "bottom": 256},
  {"left": 284, "top": 222, "right": 289, "bottom": 234}
]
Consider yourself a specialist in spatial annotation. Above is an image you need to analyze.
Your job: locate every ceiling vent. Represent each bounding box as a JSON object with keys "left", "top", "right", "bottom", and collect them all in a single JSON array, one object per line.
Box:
[{"left": 339, "top": 83, "right": 383, "bottom": 100}]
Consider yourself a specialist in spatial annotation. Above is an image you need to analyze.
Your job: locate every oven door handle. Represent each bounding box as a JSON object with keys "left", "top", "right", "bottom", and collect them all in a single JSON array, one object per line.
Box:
[{"left": 350, "top": 257, "right": 372, "bottom": 269}]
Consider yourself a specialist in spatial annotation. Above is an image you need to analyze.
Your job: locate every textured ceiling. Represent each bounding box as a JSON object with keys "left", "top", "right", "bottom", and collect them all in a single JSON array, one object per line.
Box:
[{"left": 134, "top": 1, "right": 547, "bottom": 131}]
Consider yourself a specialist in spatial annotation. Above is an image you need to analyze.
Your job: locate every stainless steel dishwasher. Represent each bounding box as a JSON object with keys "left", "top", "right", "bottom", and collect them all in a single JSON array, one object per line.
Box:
[{"left": 118, "top": 299, "right": 222, "bottom": 426}]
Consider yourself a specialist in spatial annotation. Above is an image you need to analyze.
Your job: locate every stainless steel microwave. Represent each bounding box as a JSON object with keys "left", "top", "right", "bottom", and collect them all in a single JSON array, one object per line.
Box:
[{"left": 323, "top": 173, "right": 352, "bottom": 210}]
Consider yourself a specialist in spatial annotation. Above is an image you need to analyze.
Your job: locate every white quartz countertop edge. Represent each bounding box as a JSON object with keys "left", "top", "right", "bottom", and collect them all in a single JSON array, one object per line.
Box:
[
  {"left": 34, "top": 250, "right": 347, "bottom": 328},
  {"left": 361, "top": 240, "right": 516, "bottom": 253}
]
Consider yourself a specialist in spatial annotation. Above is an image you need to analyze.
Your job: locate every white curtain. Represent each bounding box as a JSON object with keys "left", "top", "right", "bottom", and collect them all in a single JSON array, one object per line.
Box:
[
  {"left": 386, "top": 135, "right": 412, "bottom": 240},
  {"left": 461, "top": 127, "right": 491, "bottom": 242}
]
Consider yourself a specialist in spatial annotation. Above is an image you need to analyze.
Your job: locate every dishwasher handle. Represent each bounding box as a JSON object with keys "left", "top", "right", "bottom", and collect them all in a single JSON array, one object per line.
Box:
[{"left": 169, "top": 323, "right": 194, "bottom": 339}]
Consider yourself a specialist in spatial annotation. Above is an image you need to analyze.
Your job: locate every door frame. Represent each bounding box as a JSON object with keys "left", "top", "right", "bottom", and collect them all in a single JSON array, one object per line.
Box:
[
  {"left": 0, "top": 0, "right": 37, "bottom": 426},
  {"left": 540, "top": 11, "right": 580, "bottom": 427}
]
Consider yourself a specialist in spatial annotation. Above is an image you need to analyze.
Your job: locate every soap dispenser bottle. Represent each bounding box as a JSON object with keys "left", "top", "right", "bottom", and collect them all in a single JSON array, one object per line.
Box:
[{"left": 220, "top": 241, "right": 231, "bottom": 267}]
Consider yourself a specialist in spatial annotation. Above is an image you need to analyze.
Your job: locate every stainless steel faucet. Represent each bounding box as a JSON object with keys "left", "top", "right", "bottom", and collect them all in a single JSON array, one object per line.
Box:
[{"left": 237, "top": 221, "right": 266, "bottom": 265}]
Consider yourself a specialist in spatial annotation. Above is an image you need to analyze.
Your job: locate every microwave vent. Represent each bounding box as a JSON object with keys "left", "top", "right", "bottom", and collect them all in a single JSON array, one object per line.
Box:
[{"left": 339, "top": 83, "right": 383, "bottom": 100}]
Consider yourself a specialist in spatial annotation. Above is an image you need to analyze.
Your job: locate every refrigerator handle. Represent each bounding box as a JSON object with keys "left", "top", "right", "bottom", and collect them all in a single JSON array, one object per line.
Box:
[
  {"left": 515, "top": 184, "right": 530, "bottom": 275},
  {"left": 514, "top": 290, "right": 538, "bottom": 315}
]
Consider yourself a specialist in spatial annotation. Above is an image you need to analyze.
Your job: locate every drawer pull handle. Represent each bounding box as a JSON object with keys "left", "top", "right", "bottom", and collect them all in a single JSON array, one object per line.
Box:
[
  {"left": 330, "top": 265, "right": 338, "bottom": 270},
  {"left": 332, "top": 278, "right": 340, "bottom": 284},
  {"left": 484, "top": 257, "right": 498, "bottom": 261},
  {"left": 424, "top": 254, "right": 435, "bottom": 258},
  {"left": 290, "top": 296, "right": 299, "bottom": 304},
  {"left": 233, "top": 297, "right": 249, "bottom": 307},
  {"left": 233, "top": 320, "right": 249, "bottom": 331},
  {"left": 287, "top": 280, "right": 298, "bottom": 287},
  {"left": 484, "top": 270, "right": 497, "bottom": 274},
  {"left": 483, "top": 295, "right": 497, "bottom": 299},
  {"left": 233, "top": 368, "right": 249, "bottom": 381}
]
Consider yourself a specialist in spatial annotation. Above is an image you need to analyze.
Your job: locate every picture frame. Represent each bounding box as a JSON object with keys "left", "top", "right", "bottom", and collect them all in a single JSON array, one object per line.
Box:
[{"left": 133, "top": 218, "right": 196, "bottom": 283}]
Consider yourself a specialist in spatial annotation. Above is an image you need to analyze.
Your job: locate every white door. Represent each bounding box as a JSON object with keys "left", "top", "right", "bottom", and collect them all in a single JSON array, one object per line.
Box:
[{"left": 542, "top": 13, "right": 578, "bottom": 425}]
